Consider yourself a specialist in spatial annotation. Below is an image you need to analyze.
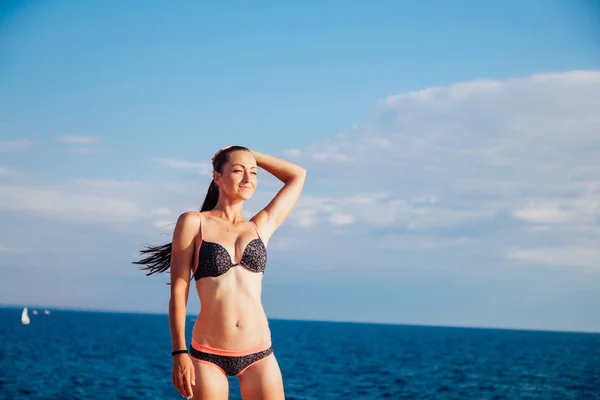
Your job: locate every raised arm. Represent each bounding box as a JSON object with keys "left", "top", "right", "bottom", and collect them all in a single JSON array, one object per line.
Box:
[
  {"left": 251, "top": 150, "right": 306, "bottom": 242},
  {"left": 169, "top": 211, "right": 199, "bottom": 398}
]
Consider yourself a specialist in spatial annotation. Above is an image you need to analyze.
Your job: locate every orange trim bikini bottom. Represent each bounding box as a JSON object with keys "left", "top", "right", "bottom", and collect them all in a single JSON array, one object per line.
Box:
[{"left": 188, "top": 338, "right": 274, "bottom": 377}]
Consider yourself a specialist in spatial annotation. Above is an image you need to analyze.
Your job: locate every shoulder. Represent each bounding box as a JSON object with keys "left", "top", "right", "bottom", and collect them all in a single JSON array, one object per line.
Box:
[
  {"left": 171, "top": 212, "right": 201, "bottom": 258},
  {"left": 174, "top": 211, "right": 201, "bottom": 236}
]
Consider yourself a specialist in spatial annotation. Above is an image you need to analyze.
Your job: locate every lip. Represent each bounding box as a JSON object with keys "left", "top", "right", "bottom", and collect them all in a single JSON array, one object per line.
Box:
[{"left": 239, "top": 186, "right": 251, "bottom": 191}]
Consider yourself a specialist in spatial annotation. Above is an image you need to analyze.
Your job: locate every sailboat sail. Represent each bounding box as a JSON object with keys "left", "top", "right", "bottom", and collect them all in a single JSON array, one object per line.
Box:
[{"left": 21, "top": 308, "right": 30, "bottom": 325}]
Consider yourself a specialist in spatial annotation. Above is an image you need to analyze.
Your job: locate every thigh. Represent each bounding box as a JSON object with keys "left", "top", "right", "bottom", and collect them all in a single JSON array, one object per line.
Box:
[
  {"left": 191, "top": 360, "right": 229, "bottom": 400},
  {"left": 238, "top": 353, "right": 285, "bottom": 400}
]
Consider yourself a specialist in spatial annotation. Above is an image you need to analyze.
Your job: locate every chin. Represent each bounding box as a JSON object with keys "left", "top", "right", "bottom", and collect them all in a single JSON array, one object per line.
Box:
[
  {"left": 236, "top": 190, "right": 254, "bottom": 201},
  {"left": 240, "top": 193, "right": 254, "bottom": 201}
]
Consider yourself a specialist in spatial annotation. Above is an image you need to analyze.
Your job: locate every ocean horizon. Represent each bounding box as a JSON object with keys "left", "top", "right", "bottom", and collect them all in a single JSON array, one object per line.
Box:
[
  {"left": 2, "top": 307, "right": 599, "bottom": 399},
  {"left": 3, "top": 304, "right": 599, "bottom": 335}
]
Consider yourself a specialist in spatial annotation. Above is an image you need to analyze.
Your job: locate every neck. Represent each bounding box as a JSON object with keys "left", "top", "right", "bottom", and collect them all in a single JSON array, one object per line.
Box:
[{"left": 212, "top": 197, "right": 245, "bottom": 224}]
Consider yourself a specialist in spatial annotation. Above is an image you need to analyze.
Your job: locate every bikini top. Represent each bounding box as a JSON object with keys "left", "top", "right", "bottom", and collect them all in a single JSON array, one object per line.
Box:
[{"left": 192, "top": 214, "right": 267, "bottom": 280}]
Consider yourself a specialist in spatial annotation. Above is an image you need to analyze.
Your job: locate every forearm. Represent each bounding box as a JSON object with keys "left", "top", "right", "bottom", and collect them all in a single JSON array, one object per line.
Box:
[
  {"left": 252, "top": 150, "right": 306, "bottom": 183},
  {"left": 168, "top": 289, "right": 188, "bottom": 351}
]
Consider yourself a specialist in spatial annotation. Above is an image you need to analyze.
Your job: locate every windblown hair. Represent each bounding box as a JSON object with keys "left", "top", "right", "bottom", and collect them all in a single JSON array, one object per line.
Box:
[{"left": 133, "top": 145, "right": 250, "bottom": 276}]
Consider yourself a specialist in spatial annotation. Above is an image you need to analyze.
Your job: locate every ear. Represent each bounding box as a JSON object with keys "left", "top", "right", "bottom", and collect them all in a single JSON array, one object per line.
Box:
[{"left": 213, "top": 171, "right": 222, "bottom": 186}]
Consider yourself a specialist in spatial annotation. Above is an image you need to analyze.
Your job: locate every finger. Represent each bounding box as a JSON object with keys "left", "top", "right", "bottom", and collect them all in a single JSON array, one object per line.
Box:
[
  {"left": 174, "top": 381, "right": 183, "bottom": 397},
  {"left": 185, "top": 373, "right": 193, "bottom": 398},
  {"left": 172, "top": 373, "right": 179, "bottom": 391},
  {"left": 174, "top": 377, "right": 183, "bottom": 396},
  {"left": 189, "top": 375, "right": 195, "bottom": 394},
  {"left": 176, "top": 374, "right": 187, "bottom": 398},
  {"left": 179, "top": 374, "right": 189, "bottom": 398}
]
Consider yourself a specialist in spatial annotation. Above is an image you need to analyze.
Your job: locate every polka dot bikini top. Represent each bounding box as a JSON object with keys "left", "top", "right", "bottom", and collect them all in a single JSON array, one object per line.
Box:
[{"left": 192, "top": 214, "right": 267, "bottom": 280}]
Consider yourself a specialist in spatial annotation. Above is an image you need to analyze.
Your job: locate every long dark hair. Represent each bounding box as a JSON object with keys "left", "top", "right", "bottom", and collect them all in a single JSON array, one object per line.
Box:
[{"left": 133, "top": 145, "right": 250, "bottom": 276}]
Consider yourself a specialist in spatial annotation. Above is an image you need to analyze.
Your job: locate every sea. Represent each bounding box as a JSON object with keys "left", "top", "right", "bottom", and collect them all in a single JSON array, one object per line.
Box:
[{"left": 1, "top": 308, "right": 599, "bottom": 399}]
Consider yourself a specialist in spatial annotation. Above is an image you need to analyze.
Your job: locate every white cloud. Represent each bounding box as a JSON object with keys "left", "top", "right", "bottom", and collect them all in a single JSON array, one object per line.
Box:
[
  {"left": 284, "top": 148, "right": 302, "bottom": 157},
  {"left": 0, "top": 139, "right": 35, "bottom": 151},
  {"left": 0, "top": 177, "right": 200, "bottom": 232},
  {"left": 509, "top": 247, "right": 600, "bottom": 269},
  {"left": 329, "top": 213, "right": 355, "bottom": 226},
  {"left": 285, "top": 134, "right": 355, "bottom": 164},
  {"left": 289, "top": 193, "right": 500, "bottom": 230},
  {"left": 267, "top": 237, "right": 295, "bottom": 250},
  {"left": 0, "top": 174, "right": 215, "bottom": 246},
  {"left": 310, "top": 150, "right": 352, "bottom": 163},
  {"left": 527, "top": 225, "right": 552, "bottom": 232},
  {"left": 71, "top": 179, "right": 142, "bottom": 188},
  {"left": 513, "top": 196, "right": 600, "bottom": 225},
  {"left": 0, "top": 184, "right": 141, "bottom": 223},
  {"left": 0, "top": 165, "right": 21, "bottom": 178},
  {"left": 2, "top": 70, "right": 599, "bottom": 274},
  {"left": 73, "top": 147, "right": 100, "bottom": 154},
  {"left": 283, "top": 70, "right": 600, "bottom": 269},
  {"left": 289, "top": 208, "right": 318, "bottom": 228},
  {"left": 151, "top": 207, "right": 172, "bottom": 216},
  {"left": 514, "top": 203, "right": 572, "bottom": 223},
  {"left": 55, "top": 135, "right": 97, "bottom": 144},
  {"left": 376, "top": 234, "right": 473, "bottom": 250},
  {"left": 149, "top": 209, "right": 176, "bottom": 228},
  {"left": 3, "top": 69, "right": 600, "bottom": 333},
  {"left": 155, "top": 158, "right": 212, "bottom": 175},
  {"left": 54, "top": 136, "right": 101, "bottom": 154},
  {"left": 153, "top": 220, "right": 176, "bottom": 229},
  {"left": 529, "top": 70, "right": 600, "bottom": 84}
]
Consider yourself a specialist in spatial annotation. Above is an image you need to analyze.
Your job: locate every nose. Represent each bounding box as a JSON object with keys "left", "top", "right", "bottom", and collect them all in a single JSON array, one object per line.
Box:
[{"left": 242, "top": 170, "right": 250, "bottom": 182}]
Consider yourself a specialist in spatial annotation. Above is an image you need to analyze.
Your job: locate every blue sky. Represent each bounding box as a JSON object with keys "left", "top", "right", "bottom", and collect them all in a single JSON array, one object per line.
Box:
[{"left": 1, "top": 1, "right": 599, "bottom": 332}]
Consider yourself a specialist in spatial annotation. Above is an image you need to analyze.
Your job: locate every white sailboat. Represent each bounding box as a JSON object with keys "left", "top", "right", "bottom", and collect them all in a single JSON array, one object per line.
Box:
[
  {"left": 44, "top": 310, "right": 51, "bottom": 315},
  {"left": 21, "top": 308, "right": 30, "bottom": 325},
  {"left": 32, "top": 310, "right": 38, "bottom": 315}
]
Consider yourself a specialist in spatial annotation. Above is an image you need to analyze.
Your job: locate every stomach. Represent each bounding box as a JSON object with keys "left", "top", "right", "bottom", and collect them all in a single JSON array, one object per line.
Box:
[{"left": 191, "top": 270, "right": 271, "bottom": 350}]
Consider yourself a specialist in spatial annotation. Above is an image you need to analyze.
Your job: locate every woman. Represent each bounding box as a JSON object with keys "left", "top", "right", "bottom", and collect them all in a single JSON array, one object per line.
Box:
[{"left": 134, "top": 145, "right": 306, "bottom": 400}]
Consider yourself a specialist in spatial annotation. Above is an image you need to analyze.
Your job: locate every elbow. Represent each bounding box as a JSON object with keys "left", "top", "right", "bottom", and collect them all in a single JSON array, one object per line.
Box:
[
  {"left": 283, "top": 167, "right": 306, "bottom": 184},
  {"left": 296, "top": 167, "right": 307, "bottom": 180},
  {"left": 289, "top": 169, "right": 306, "bottom": 185},
  {"left": 169, "top": 290, "right": 188, "bottom": 313},
  {"left": 170, "top": 281, "right": 189, "bottom": 300}
]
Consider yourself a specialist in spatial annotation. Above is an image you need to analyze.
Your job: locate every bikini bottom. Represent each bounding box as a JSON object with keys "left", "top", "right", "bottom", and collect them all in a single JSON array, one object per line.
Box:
[{"left": 189, "top": 338, "right": 274, "bottom": 377}]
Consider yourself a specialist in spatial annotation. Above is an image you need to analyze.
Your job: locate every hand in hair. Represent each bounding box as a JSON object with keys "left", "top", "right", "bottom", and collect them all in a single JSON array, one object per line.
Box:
[{"left": 211, "top": 145, "right": 234, "bottom": 163}]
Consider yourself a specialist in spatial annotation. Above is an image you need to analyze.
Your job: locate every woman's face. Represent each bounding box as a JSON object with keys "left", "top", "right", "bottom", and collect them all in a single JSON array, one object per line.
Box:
[{"left": 215, "top": 150, "right": 257, "bottom": 201}]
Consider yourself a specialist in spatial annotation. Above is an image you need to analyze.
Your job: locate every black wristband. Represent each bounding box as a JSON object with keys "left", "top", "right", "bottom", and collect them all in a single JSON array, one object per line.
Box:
[{"left": 171, "top": 349, "right": 188, "bottom": 356}]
